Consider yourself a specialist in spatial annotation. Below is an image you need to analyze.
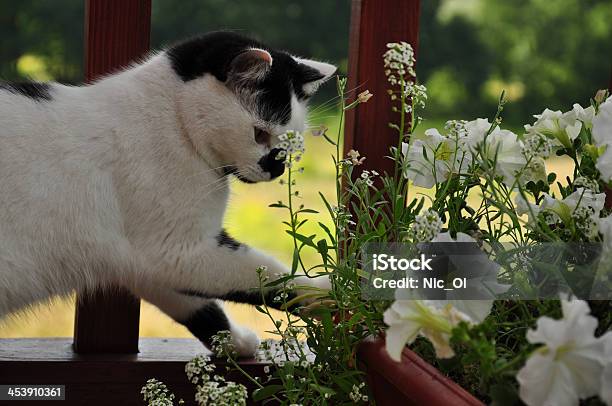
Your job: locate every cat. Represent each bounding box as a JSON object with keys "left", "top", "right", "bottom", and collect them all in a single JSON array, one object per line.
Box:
[{"left": 0, "top": 31, "right": 336, "bottom": 356}]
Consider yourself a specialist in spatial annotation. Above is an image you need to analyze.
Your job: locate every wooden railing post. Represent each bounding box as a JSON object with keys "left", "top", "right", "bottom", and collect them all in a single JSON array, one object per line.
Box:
[
  {"left": 344, "top": 0, "right": 421, "bottom": 176},
  {"left": 73, "top": 0, "right": 152, "bottom": 354},
  {"left": 346, "top": 2, "right": 425, "bottom": 404}
]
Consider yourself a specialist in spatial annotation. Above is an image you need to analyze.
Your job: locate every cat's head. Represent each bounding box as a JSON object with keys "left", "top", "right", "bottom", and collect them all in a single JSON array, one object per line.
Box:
[{"left": 167, "top": 32, "right": 336, "bottom": 183}]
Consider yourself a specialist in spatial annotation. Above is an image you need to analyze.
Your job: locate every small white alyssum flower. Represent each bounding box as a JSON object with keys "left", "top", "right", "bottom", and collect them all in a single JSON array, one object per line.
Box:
[
  {"left": 409, "top": 209, "right": 443, "bottom": 242},
  {"left": 275, "top": 131, "right": 305, "bottom": 167},
  {"left": 383, "top": 41, "right": 416, "bottom": 84},
  {"left": 522, "top": 132, "right": 554, "bottom": 160},
  {"left": 358, "top": 170, "right": 377, "bottom": 187},
  {"left": 516, "top": 298, "right": 610, "bottom": 406},
  {"left": 141, "top": 378, "right": 177, "bottom": 406}
]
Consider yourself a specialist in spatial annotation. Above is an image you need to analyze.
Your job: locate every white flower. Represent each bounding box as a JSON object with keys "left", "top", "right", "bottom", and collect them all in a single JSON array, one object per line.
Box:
[
  {"left": 409, "top": 209, "right": 443, "bottom": 242},
  {"left": 573, "top": 176, "right": 600, "bottom": 192},
  {"left": 517, "top": 188, "right": 604, "bottom": 226},
  {"left": 384, "top": 297, "right": 470, "bottom": 361},
  {"left": 515, "top": 193, "right": 556, "bottom": 224},
  {"left": 384, "top": 41, "right": 416, "bottom": 84},
  {"left": 601, "top": 333, "right": 612, "bottom": 405},
  {"left": 593, "top": 97, "right": 612, "bottom": 181},
  {"left": 520, "top": 157, "right": 548, "bottom": 186},
  {"left": 566, "top": 103, "right": 596, "bottom": 129},
  {"left": 384, "top": 232, "right": 499, "bottom": 362},
  {"left": 429, "top": 232, "right": 504, "bottom": 323},
  {"left": 402, "top": 129, "right": 467, "bottom": 188},
  {"left": 463, "top": 118, "right": 492, "bottom": 148},
  {"left": 592, "top": 96, "right": 612, "bottom": 147},
  {"left": 598, "top": 215, "right": 612, "bottom": 254},
  {"left": 517, "top": 298, "right": 608, "bottom": 406},
  {"left": 595, "top": 147, "right": 612, "bottom": 183},
  {"left": 522, "top": 133, "right": 554, "bottom": 160},
  {"left": 465, "top": 119, "right": 526, "bottom": 187},
  {"left": 525, "top": 108, "right": 582, "bottom": 149},
  {"left": 558, "top": 188, "right": 605, "bottom": 223}
]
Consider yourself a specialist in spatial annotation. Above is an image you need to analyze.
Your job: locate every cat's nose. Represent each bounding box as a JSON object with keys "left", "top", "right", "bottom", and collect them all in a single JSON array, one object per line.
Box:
[{"left": 258, "top": 148, "right": 285, "bottom": 179}]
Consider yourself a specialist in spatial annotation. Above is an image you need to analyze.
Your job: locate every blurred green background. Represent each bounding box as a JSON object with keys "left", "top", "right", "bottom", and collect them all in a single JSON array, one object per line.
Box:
[{"left": 0, "top": 0, "right": 610, "bottom": 338}]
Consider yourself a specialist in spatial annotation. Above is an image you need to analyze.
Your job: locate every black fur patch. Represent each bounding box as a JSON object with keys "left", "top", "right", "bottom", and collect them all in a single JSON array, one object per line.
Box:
[
  {"left": 167, "top": 31, "right": 326, "bottom": 125},
  {"left": 257, "top": 148, "right": 286, "bottom": 179},
  {"left": 179, "top": 288, "right": 298, "bottom": 312},
  {"left": 216, "top": 229, "right": 241, "bottom": 250},
  {"left": 0, "top": 81, "right": 52, "bottom": 101},
  {"left": 182, "top": 301, "right": 230, "bottom": 346}
]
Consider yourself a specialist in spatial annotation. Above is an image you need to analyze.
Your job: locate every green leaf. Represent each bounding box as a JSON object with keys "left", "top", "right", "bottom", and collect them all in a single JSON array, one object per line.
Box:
[
  {"left": 319, "top": 192, "right": 335, "bottom": 216},
  {"left": 318, "top": 222, "right": 336, "bottom": 244},
  {"left": 252, "top": 385, "right": 284, "bottom": 402},
  {"left": 309, "top": 383, "right": 336, "bottom": 396},
  {"left": 322, "top": 132, "right": 337, "bottom": 146},
  {"left": 298, "top": 208, "right": 319, "bottom": 214},
  {"left": 285, "top": 230, "right": 317, "bottom": 248}
]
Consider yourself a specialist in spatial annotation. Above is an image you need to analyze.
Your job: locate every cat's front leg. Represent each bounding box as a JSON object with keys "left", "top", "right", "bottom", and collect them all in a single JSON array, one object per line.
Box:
[
  {"left": 135, "top": 287, "right": 261, "bottom": 357},
  {"left": 157, "top": 228, "right": 330, "bottom": 310}
]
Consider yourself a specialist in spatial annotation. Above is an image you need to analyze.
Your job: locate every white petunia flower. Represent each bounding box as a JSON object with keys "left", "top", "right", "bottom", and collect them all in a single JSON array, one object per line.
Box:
[
  {"left": 402, "top": 129, "right": 462, "bottom": 188},
  {"left": 517, "top": 188, "right": 604, "bottom": 227},
  {"left": 465, "top": 119, "right": 526, "bottom": 187},
  {"left": 429, "top": 232, "right": 504, "bottom": 323},
  {"left": 557, "top": 188, "right": 605, "bottom": 224},
  {"left": 598, "top": 215, "right": 612, "bottom": 254},
  {"left": 596, "top": 147, "right": 612, "bottom": 183},
  {"left": 383, "top": 297, "right": 471, "bottom": 361},
  {"left": 593, "top": 97, "right": 612, "bottom": 181},
  {"left": 402, "top": 128, "right": 453, "bottom": 188},
  {"left": 566, "top": 103, "right": 596, "bottom": 129},
  {"left": 515, "top": 193, "right": 557, "bottom": 224},
  {"left": 601, "top": 333, "right": 612, "bottom": 405},
  {"left": 516, "top": 298, "right": 608, "bottom": 406},
  {"left": 525, "top": 108, "right": 582, "bottom": 150}
]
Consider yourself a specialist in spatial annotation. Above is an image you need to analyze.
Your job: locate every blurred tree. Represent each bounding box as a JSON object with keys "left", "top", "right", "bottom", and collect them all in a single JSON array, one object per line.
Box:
[
  {"left": 475, "top": 0, "right": 612, "bottom": 124},
  {"left": 0, "top": 0, "right": 610, "bottom": 127},
  {"left": 151, "top": 0, "right": 351, "bottom": 103},
  {"left": 0, "top": 0, "right": 83, "bottom": 82},
  {"left": 151, "top": 0, "right": 350, "bottom": 67}
]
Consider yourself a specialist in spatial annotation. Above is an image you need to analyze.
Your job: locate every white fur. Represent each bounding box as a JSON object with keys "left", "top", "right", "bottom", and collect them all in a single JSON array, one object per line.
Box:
[{"left": 0, "top": 51, "right": 332, "bottom": 354}]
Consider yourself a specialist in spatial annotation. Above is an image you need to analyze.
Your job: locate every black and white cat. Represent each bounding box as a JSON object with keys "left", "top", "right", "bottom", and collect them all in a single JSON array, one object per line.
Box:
[{"left": 0, "top": 32, "right": 335, "bottom": 356}]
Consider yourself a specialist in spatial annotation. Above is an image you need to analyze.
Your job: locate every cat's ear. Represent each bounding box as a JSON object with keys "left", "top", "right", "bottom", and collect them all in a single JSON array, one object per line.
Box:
[
  {"left": 227, "top": 48, "right": 273, "bottom": 84},
  {"left": 295, "top": 58, "right": 337, "bottom": 97}
]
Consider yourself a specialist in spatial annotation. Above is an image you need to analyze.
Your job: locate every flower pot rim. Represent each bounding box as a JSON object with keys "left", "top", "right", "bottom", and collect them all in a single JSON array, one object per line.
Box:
[{"left": 358, "top": 337, "right": 484, "bottom": 406}]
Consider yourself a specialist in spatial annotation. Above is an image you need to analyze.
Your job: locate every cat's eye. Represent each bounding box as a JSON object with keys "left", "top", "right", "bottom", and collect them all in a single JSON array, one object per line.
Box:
[{"left": 254, "top": 127, "right": 272, "bottom": 146}]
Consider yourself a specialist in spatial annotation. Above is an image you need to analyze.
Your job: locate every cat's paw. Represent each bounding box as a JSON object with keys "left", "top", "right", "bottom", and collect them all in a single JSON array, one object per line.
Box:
[
  {"left": 294, "top": 274, "right": 331, "bottom": 304},
  {"left": 230, "top": 325, "right": 260, "bottom": 358}
]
